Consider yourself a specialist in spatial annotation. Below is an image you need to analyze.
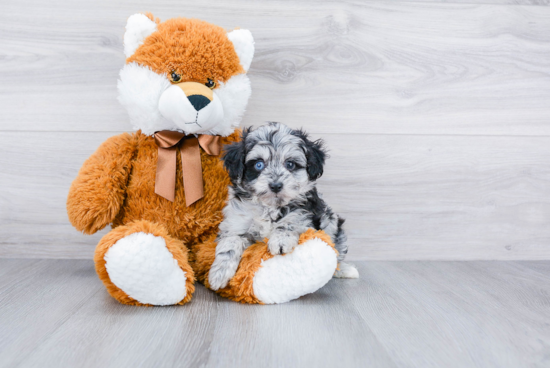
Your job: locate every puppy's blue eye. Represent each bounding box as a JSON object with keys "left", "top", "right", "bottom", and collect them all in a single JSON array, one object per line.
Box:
[
  {"left": 285, "top": 161, "right": 296, "bottom": 170},
  {"left": 255, "top": 161, "right": 265, "bottom": 171}
]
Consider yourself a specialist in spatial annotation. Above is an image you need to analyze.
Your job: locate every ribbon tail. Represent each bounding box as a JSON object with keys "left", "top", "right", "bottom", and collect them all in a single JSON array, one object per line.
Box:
[
  {"left": 155, "top": 146, "right": 177, "bottom": 202},
  {"left": 180, "top": 137, "right": 204, "bottom": 206}
]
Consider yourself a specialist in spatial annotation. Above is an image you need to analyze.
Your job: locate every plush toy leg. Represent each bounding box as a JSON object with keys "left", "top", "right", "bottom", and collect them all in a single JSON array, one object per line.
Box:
[
  {"left": 94, "top": 220, "right": 195, "bottom": 306},
  {"left": 193, "top": 229, "right": 338, "bottom": 304}
]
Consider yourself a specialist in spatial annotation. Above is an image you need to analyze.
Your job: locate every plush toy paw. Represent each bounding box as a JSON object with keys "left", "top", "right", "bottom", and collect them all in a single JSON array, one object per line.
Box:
[
  {"left": 253, "top": 236, "right": 338, "bottom": 304},
  {"left": 104, "top": 233, "right": 188, "bottom": 305},
  {"left": 95, "top": 220, "right": 195, "bottom": 306},
  {"left": 194, "top": 229, "right": 338, "bottom": 304}
]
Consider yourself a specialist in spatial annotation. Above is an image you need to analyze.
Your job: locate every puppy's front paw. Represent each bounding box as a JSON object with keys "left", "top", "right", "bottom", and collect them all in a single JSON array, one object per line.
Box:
[
  {"left": 208, "top": 252, "right": 238, "bottom": 291},
  {"left": 268, "top": 232, "right": 299, "bottom": 255}
]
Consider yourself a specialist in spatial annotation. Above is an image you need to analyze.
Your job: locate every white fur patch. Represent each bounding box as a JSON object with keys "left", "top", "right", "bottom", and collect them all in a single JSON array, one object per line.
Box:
[
  {"left": 124, "top": 14, "right": 158, "bottom": 58},
  {"left": 211, "top": 74, "right": 252, "bottom": 136},
  {"left": 253, "top": 238, "right": 337, "bottom": 304},
  {"left": 334, "top": 262, "right": 359, "bottom": 279},
  {"left": 117, "top": 63, "right": 176, "bottom": 135},
  {"left": 158, "top": 85, "right": 225, "bottom": 134},
  {"left": 104, "top": 232, "right": 187, "bottom": 306},
  {"left": 227, "top": 29, "right": 254, "bottom": 71},
  {"left": 117, "top": 63, "right": 251, "bottom": 137}
]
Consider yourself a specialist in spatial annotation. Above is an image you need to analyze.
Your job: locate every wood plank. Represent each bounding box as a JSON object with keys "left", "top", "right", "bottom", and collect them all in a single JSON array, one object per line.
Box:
[
  {"left": 397, "top": 0, "right": 550, "bottom": 4},
  {"left": 0, "top": 132, "right": 112, "bottom": 259},
  {"left": 18, "top": 272, "right": 396, "bottom": 368},
  {"left": 1, "top": 1, "right": 549, "bottom": 135},
  {"left": 2, "top": 259, "right": 549, "bottom": 367},
  {"left": 0, "top": 259, "right": 103, "bottom": 366},
  {"left": 342, "top": 261, "right": 550, "bottom": 367},
  {"left": 1, "top": 131, "right": 550, "bottom": 260},
  {"left": 317, "top": 134, "right": 550, "bottom": 260},
  {"left": 17, "top": 284, "right": 224, "bottom": 368},
  {"left": 202, "top": 279, "right": 395, "bottom": 368}
]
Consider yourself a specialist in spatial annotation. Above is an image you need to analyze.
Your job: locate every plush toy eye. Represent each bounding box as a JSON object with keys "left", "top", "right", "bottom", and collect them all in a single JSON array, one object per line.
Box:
[
  {"left": 285, "top": 161, "right": 296, "bottom": 170},
  {"left": 170, "top": 72, "right": 181, "bottom": 83},
  {"left": 205, "top": 78, "right": 216, "bottom": 89},
  {"left": 254, "top": 161, "right": 265, "bottom": 171}
]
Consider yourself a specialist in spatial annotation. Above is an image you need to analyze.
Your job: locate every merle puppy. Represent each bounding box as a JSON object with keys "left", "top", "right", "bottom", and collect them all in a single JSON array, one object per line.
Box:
[{"left": 208, "top": 122, "right": 358, "bottom": 290}]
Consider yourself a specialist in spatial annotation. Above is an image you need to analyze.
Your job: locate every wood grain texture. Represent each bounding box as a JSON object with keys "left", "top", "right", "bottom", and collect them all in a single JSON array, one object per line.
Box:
[
  {"left": 1, "top": 132, "right": 549, "bottom": 260},
  {"left": 371, "top": 0, "right": 550, "bottom": 4},
  {"left": 0, "top": 1, "right": 549, "bottom": 135},
  {"left": 1, "top": 259, "right": 550, "bottom": 368},
  {"left": 0, "top": 259, "right": 104, "bottom": 367},
  {"left": 1, "top": 0, "right": 550, "bottom": 260}
]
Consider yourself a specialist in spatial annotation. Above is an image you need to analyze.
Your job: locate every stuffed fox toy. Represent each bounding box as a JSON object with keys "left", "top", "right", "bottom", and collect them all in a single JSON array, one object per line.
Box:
[{"left": 67, "top": 13, "right": 339, "bottom": 305}]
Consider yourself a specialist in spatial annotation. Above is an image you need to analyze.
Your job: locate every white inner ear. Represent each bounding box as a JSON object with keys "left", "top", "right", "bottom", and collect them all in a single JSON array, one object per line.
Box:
[
  {"left": 227, "top": 29, "right": 255, "bottom": 72},
  {"left": 124, "top": 14, "right": 158, "bottom": 58}
]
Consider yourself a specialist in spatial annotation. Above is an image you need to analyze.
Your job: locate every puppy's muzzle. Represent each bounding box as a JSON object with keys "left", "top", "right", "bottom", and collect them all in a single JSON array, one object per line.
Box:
[{"left": 269, "top": 182, "right": 283, "bottom": 193}]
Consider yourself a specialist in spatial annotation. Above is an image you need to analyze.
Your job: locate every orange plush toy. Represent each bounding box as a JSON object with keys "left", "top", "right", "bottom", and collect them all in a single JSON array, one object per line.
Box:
[{"left": 67, "top": 14, "right": 339, "bottom": 306}]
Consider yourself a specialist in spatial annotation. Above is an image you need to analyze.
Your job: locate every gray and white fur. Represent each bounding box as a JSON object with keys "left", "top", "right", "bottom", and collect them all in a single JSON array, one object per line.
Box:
[{"left": 208, "top": 122, "right": 358, "bottom": 291}]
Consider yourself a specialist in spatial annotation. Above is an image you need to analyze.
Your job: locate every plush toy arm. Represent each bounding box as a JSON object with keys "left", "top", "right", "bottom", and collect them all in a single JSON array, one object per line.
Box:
[{"left": 67, "top": 133, "right": 136, "bottom": 234}]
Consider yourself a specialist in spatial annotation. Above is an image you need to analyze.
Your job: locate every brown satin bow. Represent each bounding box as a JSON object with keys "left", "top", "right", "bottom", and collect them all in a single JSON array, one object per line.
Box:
[{"left": 154, "top": 130, "right": 222, "bottom": 206}]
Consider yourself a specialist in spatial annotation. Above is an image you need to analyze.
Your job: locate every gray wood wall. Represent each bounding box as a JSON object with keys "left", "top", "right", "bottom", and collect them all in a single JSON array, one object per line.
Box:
[{"left": 1, "top": 0, "right": 549, "bottom": 260}]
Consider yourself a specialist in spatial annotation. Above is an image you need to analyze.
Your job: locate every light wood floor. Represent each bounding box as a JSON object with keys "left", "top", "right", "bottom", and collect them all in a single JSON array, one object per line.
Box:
[{"left": 1, "top": 259, "right": 549, "bottom": 368}]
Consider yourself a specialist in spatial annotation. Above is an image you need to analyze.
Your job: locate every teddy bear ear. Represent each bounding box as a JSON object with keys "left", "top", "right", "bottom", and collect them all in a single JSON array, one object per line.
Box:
[
  {"left": 227, "top": 29, "right": 255, "bottom": 72},
  {"left": 123, "top": 13, "right": 158, "bottom": 58}
]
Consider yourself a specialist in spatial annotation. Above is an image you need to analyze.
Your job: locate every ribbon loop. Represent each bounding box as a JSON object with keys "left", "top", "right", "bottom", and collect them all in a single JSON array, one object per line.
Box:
[
  {"left": 154, "top": 131, "right": 221, "bottom": 206},
  {"left": 154, "top": 130, "right": 186, "bottom": 148}
]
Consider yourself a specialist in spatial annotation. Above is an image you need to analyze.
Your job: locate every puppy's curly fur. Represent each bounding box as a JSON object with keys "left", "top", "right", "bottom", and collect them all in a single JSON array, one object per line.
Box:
[{"left": 209, "top": 122, "right": 357, "bottom": 290}]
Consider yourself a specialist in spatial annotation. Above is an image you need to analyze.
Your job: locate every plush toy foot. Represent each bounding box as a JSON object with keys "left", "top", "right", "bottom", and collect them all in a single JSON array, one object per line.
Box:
[
  {"left": 252, "top": 235, "right": 338, "bottom": 304},
  {"left": 193, "top": 229, "right": 338, "bottom": 304},
  {"left": 94, "top": 220, "right": 195, "bottom": 306}
]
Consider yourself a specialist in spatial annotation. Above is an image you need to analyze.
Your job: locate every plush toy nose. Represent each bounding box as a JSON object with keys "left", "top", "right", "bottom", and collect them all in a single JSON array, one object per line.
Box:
[
  {"left": 187, "top": 95, "right": 211, "bottom": 111},
  {"left": 269, "top": 182, "right": 283, "bottom": 193},
  {"left": 175, "top": 82, "right": 213, "bottom": 111}
]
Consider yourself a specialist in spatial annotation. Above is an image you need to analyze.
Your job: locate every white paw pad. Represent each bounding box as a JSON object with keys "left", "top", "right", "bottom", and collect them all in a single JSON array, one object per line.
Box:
[
  {"left": 104, "top": 232, "right": 187, "bottom": 306},
  {"left": 253, "top": 238, "right": 338, "bottom": 304}
]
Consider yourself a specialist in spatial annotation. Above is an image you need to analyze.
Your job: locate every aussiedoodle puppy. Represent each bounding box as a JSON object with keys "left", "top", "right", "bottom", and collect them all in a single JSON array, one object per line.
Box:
[{"left": 208, "top": 122, "right": 358, "bottom": 290}]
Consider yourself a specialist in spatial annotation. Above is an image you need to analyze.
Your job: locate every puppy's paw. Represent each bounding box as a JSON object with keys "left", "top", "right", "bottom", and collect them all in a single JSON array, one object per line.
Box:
[
  {"left": 333, "top": 262, "right": 359, "bottom": 279},
  {"left": 268, "top": 232, "right": 299, "bottom": 255},
  {"left": 208, "top": 252, "right": 239, "bottom": 291}
]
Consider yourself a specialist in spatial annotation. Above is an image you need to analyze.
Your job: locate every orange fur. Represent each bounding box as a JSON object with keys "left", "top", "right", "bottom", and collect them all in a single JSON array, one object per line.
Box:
[
  {"left": 192, "top": 229, "right": 338, "bottom": 304},
  {"left": 68, "top": 131, "right": 239, "bottom": 241},
  {"left": 69, "top": 17, "right": 337, "bottom": 305},
  {"left": 68, "top": 131, "right": 239, "bottom": 305},
  {"left": 142, "top": 12, "right": 160, "bottom": 25},
  {"left": 69, "top": 130, "right": 339, "bottom": 305},
  {"left": 67, "top": 133, "right": 137, "bottom": 235},
  {"left": 67, "top": 16, "right": 248, "bottom": 305},
  {"left": 94, "top": 219, "right": 195, "bottom": 306},
  {"left": 127, "top": 17, "right": 244, "bottom": 86}
]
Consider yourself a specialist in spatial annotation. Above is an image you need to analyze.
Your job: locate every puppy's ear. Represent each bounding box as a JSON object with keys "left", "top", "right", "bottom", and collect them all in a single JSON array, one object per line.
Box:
[
  {"left": 222, "top": 129, "right": 249, "bottom": 183},
  {"left": 293, "top": 129, "right": 327, "bottom": 181},
  {"left": 305, "top": 138, "right": 327, "bottom": 180}
]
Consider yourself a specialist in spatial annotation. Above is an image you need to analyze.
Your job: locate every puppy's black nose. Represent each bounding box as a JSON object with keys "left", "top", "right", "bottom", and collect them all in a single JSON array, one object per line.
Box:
[
  {"left": 269, "top": 182, "right": 283, "bottom": 193},
  {"left": 187, "top": 95, "right": 210, "bottom": 111}
]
